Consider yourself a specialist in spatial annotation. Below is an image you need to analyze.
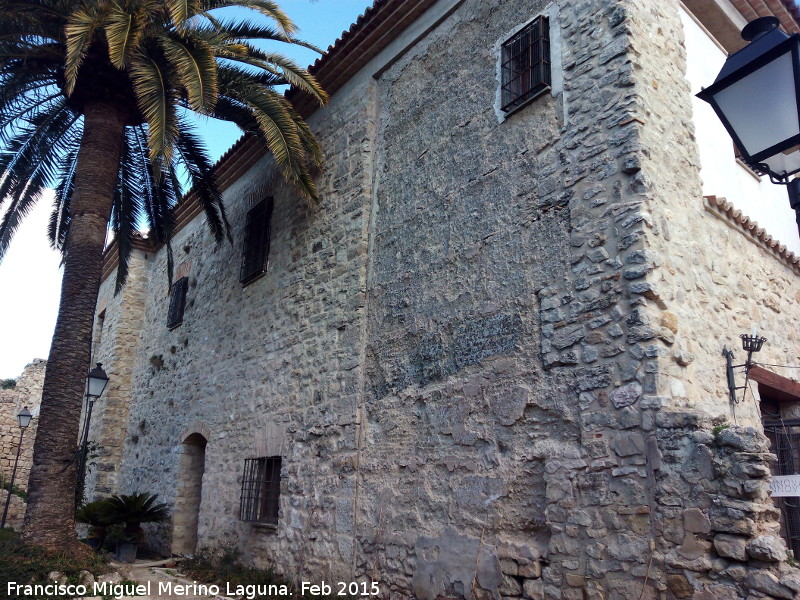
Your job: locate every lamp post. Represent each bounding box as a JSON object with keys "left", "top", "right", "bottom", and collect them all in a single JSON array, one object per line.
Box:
[
  {"left": 1, "top": 406, "right": 33, "bottom": 528},
  {"left": 697, "top": 16, "right": 800, "bottom": 237},
  {"left": 76, "top": 363, "right": 109, "bottom": 503}
]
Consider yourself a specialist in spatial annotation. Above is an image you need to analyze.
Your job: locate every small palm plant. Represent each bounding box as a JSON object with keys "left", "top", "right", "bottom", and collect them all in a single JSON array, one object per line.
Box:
[
  {"left": 75, "top": 499, "right": 114, "bottom": 549},
  {"left": 103, "top": 492, "right": 170, "bottom": 542}
]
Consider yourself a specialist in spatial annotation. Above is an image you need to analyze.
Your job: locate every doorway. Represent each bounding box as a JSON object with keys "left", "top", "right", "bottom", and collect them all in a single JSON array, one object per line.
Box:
[{"left": 172, "top": 433, "right": 206, "bottom": 555}]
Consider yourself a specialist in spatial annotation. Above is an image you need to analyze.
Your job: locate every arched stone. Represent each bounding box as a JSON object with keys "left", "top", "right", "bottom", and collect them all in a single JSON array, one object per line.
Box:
[{"left": 171, "top": 431, "right": 207, "bottom": 555}]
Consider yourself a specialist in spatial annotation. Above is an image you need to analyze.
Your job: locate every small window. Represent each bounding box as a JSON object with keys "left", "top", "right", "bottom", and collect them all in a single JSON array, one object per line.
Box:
[
  {"left": 501, "top": 16, "right": 551, "bottom": 113},
  {"left": 166, "top": 277, "right": 188, "bottom": 329},
  {"left": 239, "top": 456, "right": 281, "bottom": 524},
  {"left": 240, "top": 198, "right": 274, "bottom": 285}
]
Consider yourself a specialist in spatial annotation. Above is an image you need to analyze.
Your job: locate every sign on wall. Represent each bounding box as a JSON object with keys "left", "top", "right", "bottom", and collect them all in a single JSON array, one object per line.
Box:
[{"left": 770, "top": 475, "right": 800, "bottom": 497}]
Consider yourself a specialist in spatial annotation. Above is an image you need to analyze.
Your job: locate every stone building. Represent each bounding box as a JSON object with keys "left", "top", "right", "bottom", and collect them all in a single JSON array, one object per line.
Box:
[
  {"left": 85, "top": 0, "right": 800, "bottom": 598},
  {"left": 0, "top": 359, "right": 44, "bottom": 529}
]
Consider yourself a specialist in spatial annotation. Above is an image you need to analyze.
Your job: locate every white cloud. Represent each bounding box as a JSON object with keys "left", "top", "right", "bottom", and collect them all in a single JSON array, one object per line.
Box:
[{"left": 0, "top": 190, "right": 62, "bottom": 379}]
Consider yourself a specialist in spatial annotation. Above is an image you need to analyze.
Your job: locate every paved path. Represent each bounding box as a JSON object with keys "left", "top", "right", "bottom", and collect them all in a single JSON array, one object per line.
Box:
[
  {"left": 125, "top": 565, "right": 218, "bottom": 600},
  {"left": 102, "top": 559, "right": 224, "bottom": 600}
]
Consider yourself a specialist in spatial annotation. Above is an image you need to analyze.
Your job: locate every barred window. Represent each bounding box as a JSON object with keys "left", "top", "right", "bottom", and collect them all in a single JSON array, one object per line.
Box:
[
  {"left": 166, "top": 277, "right": 188, "bottom": 329},
  {"left": 240, "top": 198, "right": 274, "bottom": 285},
  {"left": 239, "top": 457, "right": 281, "bottom": 524},
  {"left": 501, "top": 16, "right": 551, "bottom": 113}
]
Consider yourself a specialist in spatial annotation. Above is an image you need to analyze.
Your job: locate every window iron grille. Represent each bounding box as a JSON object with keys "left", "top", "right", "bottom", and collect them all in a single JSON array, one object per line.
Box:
[
  {"left": 166, "top": 277, "right": 189, "bottom": 329},
  {"left": 239, "top": 456, "right": 281, "bottom": 524},
  {"left": 501, "top": 16, "right": 551, "bottom": 113},
  {"left": 764, "top": 421, "right": 800, "bottom": 560},
  {"left": 240, "top": 198, "right": 274, "bottom": 285}
]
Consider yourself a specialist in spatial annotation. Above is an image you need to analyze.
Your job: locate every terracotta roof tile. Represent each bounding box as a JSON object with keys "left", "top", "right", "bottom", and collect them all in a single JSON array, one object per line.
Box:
[{"left": 705, "top": 195, "right": 800, "bottom": 273}]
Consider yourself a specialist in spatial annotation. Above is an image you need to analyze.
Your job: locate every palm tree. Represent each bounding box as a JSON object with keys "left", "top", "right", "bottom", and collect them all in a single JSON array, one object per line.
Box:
[{"left": 0, "top": 0, "right": 327, "bottom": 551}]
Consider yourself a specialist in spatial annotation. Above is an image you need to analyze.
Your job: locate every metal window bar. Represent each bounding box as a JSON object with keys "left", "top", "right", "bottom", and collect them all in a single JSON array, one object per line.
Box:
[
  {"left": 166, "top": 277, "right": 188, "bottom": 329},
  {"left": 260, "top": 457, "right": 281, "bottom": 524},
  {"left": 764, "top": 423, "right": 800, "bottom": 559},
  {"left": 501, "top": 16, "right": 551, "bottom": 113},
  {"left": 239, "top": 198, "right": 274, "bottom": 284},
  {"left": 239, "top": 456, "right": 281, "bottom": 523}
]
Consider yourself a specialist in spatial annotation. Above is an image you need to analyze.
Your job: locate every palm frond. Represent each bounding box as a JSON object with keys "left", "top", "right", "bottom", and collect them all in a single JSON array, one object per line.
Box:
[
  {"left": 0, "top": 99, "right": 79, "bottom": 206},
  {"left": 200, "top": 0, "right": 295, "bottom": 37},
  {"left": 166, "top": 0, "right": 200, "bottom": 28},
  {"left": 217, "top": 43, "right": 327, "bottom": 104},
  {"left": 105, "top": 2, "right": 143, "bottom": 69},
  {"left": 111, "top": 127, "right": 143, "bottom": 292},
  {"left": 129, "top": 53, "right": 179, "bottom": 171},
  {"left": 174, "top": 115, "right": 230, "bottom": 241},
  {"left": 63, "top": 4, "right": 105, "bottom": 95},
  {"left": 0, "top": 110, "right": 81, "bottom": 259},
  {"left": 48, "top": 148, "right": 77, "bottom": 253},
  {"left": 158, "top": 33, "right": 218, "bottom": 113},
  {"left": 219, "top": 67, "right": 317, "bottom": 201}
]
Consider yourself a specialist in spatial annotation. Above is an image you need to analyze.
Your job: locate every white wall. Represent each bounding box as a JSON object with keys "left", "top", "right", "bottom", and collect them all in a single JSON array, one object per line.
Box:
[{"left": 681, "top": 7, "right": 800, "bottom": 255}]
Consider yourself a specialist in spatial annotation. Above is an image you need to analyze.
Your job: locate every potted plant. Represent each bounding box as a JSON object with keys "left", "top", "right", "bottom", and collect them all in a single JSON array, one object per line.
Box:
[
  {"left": 103, "top": 492, "right": 170, "bottom": 562},
  {"left": 76, "top": 499, "right": 114, "bottom": 550}
]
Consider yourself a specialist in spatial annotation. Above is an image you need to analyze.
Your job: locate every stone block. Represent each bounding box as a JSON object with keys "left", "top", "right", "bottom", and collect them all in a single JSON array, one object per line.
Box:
[
  {"left": 609, "top": 382, "right": 641, "bottom": 408},
  {"left": 518, "top": 561, "right": 541, "bottom": 579},
  {"left": 683, "top": 508, "right": 711, "bottom": 534},
  {"left": 746, "top": 570, "right": 794, "bottom": 599},
  {"left": 717, "top": 427, "right": 770, "bottom": 453},
  {"left": 677, "top": 533, "right": 710, "bottom": 560},
  {"left": 610, "top": 432, "right": 645, "bottom": 457},
  {"left": 714, "top": 534, "right": 748, "bottom": 561},
  {"left": 498, "top": 573, "right": 522, "bottom": 596},
  {"left": 747, "top": 535, "right": 788, "bottom": 562},
  {"left": 655, "top": 410, "right": 705, "bottom": 429},
  {"left": 781, "top": 572, "right": 800, "bottom": 592},
  {"left": 665, "top": 574, "right": 693, "bottom": 599},
  {"left": 522, "top": 578, "right": 543, "bottom": 600}
]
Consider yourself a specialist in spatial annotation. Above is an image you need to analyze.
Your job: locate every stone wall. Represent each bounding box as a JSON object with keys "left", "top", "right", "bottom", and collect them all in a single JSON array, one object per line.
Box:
[
  {"left": 111, "top": 61, "right": 377, "bottom": 563},
  {"left": 87, "top": 0, "right": 800, "bottom": 597},
  {"left": 630, "top": 1, "right": 800, "bottom": 424},
  {"left": 82, "top": 249, "right": 152, "bottom": 500},
  {"left": 357, "top": 0, "right": 573, "bottom": 596},
  {"left": 654, "top": 417, "right": 800, "bottom": 600},
  {"left": 0, "top": 359, "right": 45, "bottom": 528}
]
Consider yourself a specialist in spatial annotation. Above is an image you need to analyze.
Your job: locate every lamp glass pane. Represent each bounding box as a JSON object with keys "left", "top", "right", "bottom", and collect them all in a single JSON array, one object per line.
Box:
[
  {"left": 18, "top": 409, "right": 32, "bottom": 428},
  {"left": 762, "top": 148, "right": 800, "bottom": 176},
  {"left": 87, "top": 374, "right": 108, "bottom": 397},
  {"left": 713, "top": 50, "right": 800, "bottom": 157}
]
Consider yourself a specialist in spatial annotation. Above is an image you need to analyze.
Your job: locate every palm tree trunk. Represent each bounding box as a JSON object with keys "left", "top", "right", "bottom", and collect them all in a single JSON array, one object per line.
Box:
[{"left": 21, "top": 102, "right": 127, "bottom": 550}]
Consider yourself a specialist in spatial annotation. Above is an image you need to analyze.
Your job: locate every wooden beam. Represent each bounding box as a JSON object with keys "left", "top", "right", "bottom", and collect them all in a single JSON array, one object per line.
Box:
[{"left": 750, "top": 365, "right": 800, "bottom": 402}]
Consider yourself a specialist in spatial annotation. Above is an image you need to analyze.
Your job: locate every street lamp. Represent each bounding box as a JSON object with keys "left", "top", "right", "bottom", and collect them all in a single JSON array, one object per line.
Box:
[
  {"left": 697, "top": 16, "right": 800, "bottom": 236},
  {"left": 76, "top": 363, "right": 109, "bottom": 503},
  {"left": 1, "top": 407, "right": 33, "bottom": 528}
]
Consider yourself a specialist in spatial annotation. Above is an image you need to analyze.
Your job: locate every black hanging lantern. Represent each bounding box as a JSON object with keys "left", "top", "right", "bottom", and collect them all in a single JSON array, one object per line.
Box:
[
  {"left": 697, "top": 17, "right": 800, "bottom": 182},
  {"left": 698, "top": 17, "right": 800, "bottom": 237},
  {"left": 86, "top": 363, "right": 109, "bottom": 398}
]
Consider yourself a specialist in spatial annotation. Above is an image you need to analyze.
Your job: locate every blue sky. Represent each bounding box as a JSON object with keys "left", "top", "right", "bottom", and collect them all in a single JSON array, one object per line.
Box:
[{"left": 0, "top": 0, "right": 374, "bottom": 379}]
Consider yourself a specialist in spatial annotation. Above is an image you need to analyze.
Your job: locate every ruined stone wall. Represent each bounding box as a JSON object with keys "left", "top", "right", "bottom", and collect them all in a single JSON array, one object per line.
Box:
[
  {"left": 83, "top": 249, "right": 152, "bottom": 500},
  {"left": 654, "top": 417, "right": 800, "bottom": 600},
  {"left": 0, "top": 359, "right": 45, "bottom": 528}
]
